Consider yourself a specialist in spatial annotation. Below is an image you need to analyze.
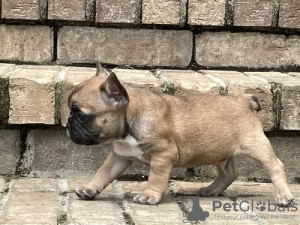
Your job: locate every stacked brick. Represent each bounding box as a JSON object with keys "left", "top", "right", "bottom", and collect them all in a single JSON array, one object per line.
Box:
[
  {"left": 1, "top": 0, "right": 300, "bottom": 179},
  {"left": 0, "top": 0, "right": 300, "bottom": 67}
]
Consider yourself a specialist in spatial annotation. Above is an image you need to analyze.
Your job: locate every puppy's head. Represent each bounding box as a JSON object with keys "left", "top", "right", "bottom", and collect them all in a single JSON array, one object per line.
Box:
[{"left": 66, "top": 62, "right": 129, "bottom": 145}]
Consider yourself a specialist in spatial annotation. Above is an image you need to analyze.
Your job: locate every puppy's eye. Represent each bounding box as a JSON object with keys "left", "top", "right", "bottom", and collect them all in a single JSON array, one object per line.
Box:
[{"left": 77, "top": 112, "right": 87, "bottom": 121}]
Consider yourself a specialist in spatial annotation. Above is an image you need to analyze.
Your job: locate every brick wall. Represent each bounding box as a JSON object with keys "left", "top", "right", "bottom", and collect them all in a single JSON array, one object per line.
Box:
[
  {"left": 0, "top": 0, "right": 300, "bottom": 180},
  {"left": 0, "top": 0, "right": 300, "bottom": 68}
]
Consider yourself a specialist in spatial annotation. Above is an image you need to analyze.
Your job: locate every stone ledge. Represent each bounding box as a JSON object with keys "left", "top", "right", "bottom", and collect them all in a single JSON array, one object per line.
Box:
[
  {"left": 0, "top": 64, "right": 15, "bottom": 123},
  {"left": 9, "top": 65, "right": 60, "bottom": 124},
  {"left": 245, "top": 72, "right": 300, "bottom": 131},
  {"left": 201, "top": 70, "right": 273, "bottom": 131},
  {"left": 0, "top": 131, "right": 299, "bottom": 181},
  {"left": 1, "top": 63, "right": 300, "bottom": 131},
  {"left": 0, "top": 179, "right": 299, "bottom": 224},
  {"left": 0, "top": 130, "right": 20, "bottom": 175}
]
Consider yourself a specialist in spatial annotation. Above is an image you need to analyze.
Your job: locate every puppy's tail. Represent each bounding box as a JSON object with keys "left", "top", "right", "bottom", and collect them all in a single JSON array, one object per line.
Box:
[{"left": 243, "top": 94, "right": 261, "bottom": 112}]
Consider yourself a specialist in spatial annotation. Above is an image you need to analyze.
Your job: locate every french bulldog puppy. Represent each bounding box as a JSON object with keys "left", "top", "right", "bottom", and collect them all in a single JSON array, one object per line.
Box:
[{"left": 67, "top": 62, "right": 293, "bottom": 206}]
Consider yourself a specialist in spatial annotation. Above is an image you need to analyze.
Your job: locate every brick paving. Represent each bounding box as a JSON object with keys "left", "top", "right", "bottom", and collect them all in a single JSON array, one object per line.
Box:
[{"left": 0, "top": 178, "right": 299, "bottom": 225}]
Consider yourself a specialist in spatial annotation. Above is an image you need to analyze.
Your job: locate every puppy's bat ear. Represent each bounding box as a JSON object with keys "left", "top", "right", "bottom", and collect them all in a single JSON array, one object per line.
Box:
[
  {"left": 100, "top": 72, "right": 129, "bottom": 107},
  {"left": 96, "top": 60, "right": 108, "bottom": 77}
]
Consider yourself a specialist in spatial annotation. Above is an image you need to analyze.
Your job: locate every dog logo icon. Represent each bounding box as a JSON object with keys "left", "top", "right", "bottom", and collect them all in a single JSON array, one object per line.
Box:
[{"left": 185, "top": 197, "right": 210, "bottom": 222}]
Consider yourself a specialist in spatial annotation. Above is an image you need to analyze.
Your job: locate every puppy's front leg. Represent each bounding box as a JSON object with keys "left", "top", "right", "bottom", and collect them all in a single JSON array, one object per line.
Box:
[
  {"left": 75, "top": 150, "right": 132, "bottom": 200},
  {"left": 134, "top": 156, "right": 173, "bottom": 205}
]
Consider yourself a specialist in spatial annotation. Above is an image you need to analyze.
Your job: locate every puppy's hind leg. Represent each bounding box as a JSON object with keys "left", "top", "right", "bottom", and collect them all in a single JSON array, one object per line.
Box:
[
  {"left": 196, "top": 156, "right": 238, "bottom": 197},
  {"left": 242, "top": 135, "right": 293, "bottom": 206}
]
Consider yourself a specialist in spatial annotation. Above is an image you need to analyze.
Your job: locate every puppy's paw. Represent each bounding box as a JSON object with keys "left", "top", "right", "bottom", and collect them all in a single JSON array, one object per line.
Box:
[
  {"left": 196, "top": 187, "right": 219, "bottom": 197},
  {"left": 74, "top": 187, "right": 100, "bottom": 200},
  {"left": 133, "top": 190, "right": 162, "bottom": 205},
  {"left": 275, "top": 190, "right": 294, "bottom": 207}
]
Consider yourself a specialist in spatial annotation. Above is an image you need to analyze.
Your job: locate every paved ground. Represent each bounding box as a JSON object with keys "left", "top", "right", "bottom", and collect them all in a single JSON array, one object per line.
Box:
[{"left": 0, "top": 178, "right": 299, "bottom": 225}]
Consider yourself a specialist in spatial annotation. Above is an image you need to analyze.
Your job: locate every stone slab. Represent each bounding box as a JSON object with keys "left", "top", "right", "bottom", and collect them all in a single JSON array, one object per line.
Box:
[
  {"left": 233, "top": 0, "right": 273, "bottom": 27},
  {"left": 10, "top": 178, "right": 58, "bottom": 192},
  {"left": 67, "top": 180, "right": 125, "bottom": 225},
  {"left": 195, "top": 32, "right": 300, "bottom": 68},
  {"left": 0, "top": 25, "right": 53, "bottom": 63},
  {"left": 120, "top": 181, "right": 184, "bottom": 224},
  {"left": 157, "top": 69, "right": 221, "bottom": 95},
  {"left": 0, "top": 179, "right": 299, "bottom": 224},
  {"left": 61, "top": 66, "right": 97, "bottom": 127},
  {"left": 112, "top": 68, "right": 162, "bottom": 90},
  {"left": 96, "top": 0, "right": 141, "bottom": 24},
  {"left": 0, "top": 179, "right": 59, "bottom": 225},
  {"left": 289, "top": 72, "right": 300, "bottom": 79},
  {"left": 245, "top": 72, "right": 300, "bottom": 130},
  {"left": 172, "top": 180, "right": 274, "bottom": 198},
  {"left": 201, "top": 70, "right": 273, "bottom": 131},
  {"left": 279, "top": 0, "right": 300, "bottom": 28},
  {"left": 0, "top": 64, "right": 16, "bottom": 123},
  {"left": 117, "top": 181, "right": 148, "bottom": 196},
  {"left": 228, "top": 182, "right": 274, "bottom": 197},
  {"left": 188, "top": 0, "right": 226, "bottom": 26},
  {"left": 0, "top": 64, "right": 15, "bottom": 76},
  {"left": 0, "top": 178, "right": 4, "bottom": 193},
  {"left": 58, "top": 27, "right": 193, "bottom": 67},
  {"left": 0, "top": 130, "right": 21, "bottom": 175},
  {"left": 48, "top": 0, "right": 90, "bottom": 21},
  {"left": 1, "top": 0, "right": 39, "bottom": 20},
  {"left": 9, "top": 65, "right": 60, "bottom": 124},
  {"left": 142, "top": 0, "right": 186, "bottom": 25}
]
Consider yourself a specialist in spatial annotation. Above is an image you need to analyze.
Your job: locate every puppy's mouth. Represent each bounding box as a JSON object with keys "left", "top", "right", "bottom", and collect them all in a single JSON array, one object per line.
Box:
[{"left": 66, "top": 118, "right": 104, "bottom": 145}]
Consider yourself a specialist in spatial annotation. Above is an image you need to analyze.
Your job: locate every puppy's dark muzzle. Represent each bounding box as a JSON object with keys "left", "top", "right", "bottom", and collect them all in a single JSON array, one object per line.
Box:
[{"left": 66, "top": 117, "right": 100, "bottom": 145}]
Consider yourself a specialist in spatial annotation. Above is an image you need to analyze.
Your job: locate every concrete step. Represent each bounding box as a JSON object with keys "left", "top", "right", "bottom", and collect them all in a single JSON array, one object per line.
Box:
[
  {"left": 1, "top": 63, "right": 300, "bottom": 130},
  {"left": 0, "top": 129, "right": 298, "bottom": 184},
  {"left": 0, "top": 178, "right": 299, "bottom": 225}
]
